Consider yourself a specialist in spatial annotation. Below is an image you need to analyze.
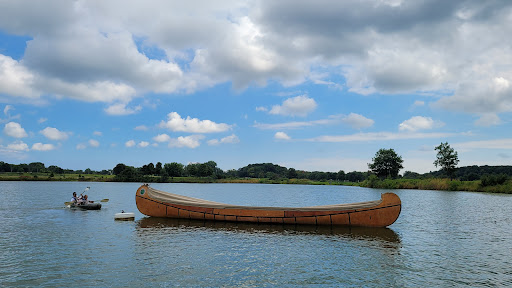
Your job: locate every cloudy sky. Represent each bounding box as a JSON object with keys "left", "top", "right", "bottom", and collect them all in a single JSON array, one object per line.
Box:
[{"left": 1, "top": 0, "right": 511, "bottom": 173}]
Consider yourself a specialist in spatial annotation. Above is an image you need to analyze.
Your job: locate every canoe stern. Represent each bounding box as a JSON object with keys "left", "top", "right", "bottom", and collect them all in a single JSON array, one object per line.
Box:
[{"left": 349, "top": 193, "right": 401, "bottom": 227}]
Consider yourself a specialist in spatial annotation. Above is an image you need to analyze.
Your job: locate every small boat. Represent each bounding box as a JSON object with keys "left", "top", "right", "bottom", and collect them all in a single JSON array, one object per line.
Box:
[
  {"left": 135, "top": 184, "right": 401, "bottom": 227},
  {"left": 69, "top": 202, "right": 102, "bottom": 210}
]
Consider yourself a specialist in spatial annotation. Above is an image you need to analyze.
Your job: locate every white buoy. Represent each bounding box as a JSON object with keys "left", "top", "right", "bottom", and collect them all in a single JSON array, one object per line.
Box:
[{"left": 114, "top": 210, "right": 135, "bottom": 221}]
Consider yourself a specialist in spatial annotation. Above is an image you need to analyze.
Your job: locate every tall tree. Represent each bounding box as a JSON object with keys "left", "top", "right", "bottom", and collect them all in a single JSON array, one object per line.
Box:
[
  {"left": 434, "top": 142, "right": 459, "bottom": 180},
  {"left": 368, "top": 148, "right": 404, "bottom": 179},
  {"left": 155, "top": 162, "right": 163, "bottom": 175},
  {"left": 287, "top": 168, "right": 298, "bottom": 179},
  {"left": 113, "top": 163, "right": 127, "bottom": 175},
  {"left": 336, "top": 170, "right": 346, "bottom": 181},
  {"left": 165, "top": 162, "right": 184, "bottom": 177},
  {"left": 28, "top": 162, "right": 45, "bottom": 173}
]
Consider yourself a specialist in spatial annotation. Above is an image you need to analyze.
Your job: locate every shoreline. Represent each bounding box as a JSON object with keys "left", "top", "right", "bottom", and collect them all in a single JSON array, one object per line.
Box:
[{"left": 1, "top": 174, "right": 510, "bottom": 194}]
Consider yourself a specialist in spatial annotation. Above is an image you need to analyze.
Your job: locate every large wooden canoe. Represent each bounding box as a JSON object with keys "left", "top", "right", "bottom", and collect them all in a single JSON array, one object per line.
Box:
[{"left": 135, "top": 184, "right": 401, "bottom": 227}]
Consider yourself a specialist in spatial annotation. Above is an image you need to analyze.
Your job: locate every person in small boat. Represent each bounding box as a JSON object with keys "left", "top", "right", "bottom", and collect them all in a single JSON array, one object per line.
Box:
[
  {"left": 82, "top": 195, "right": 94, "bottom": 204},
  {"left": 70, "top": 192, "right": 78, "bottom": 204}
]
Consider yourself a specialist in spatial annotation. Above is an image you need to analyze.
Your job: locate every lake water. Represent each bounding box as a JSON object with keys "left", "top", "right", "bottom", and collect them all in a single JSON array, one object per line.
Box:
[{"left": 1, "top": 181, "right": 511, "bottom": 287}]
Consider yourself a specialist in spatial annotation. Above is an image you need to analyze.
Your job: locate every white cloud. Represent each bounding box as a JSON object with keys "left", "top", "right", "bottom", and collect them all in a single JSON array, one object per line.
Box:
[
  {"left": 105, "top": 102, "right": 142, "bottom": 116},
  {"left": 207, "top": 134, "right": 240, "bottom": 145},
  {"left": 1, "top": 105, "right": 21, "bottom": 123},
  {"left": 474, "top": 114, "right": 502, "bottom": 127},
  {"left": 309, "top": 131, "right": 455, "bottom": 143},
  {"left": 138, "top": 141, "right": 150, "bottom": 148},
  {"left": 341, "top": 113, "right": 374, "bottom": 129},
  {"left": 7, "top": 141, "right": 29, "bottom": 151},
  {"left": 169, "top": 135, "right": 205, "bottom": 148},
  {"left": 453, "top": 138, "right": 512, "bottom": 150},
  {"left": 76, "top": 143, "right": 87, "bottom": 150},
  {"left": 88, "top": 139, "right": 100, "bottom": 147},
  {"left": 125, "top": 140, "right": 136, "bottom": 147},
  {"left": 256, "top": 106, "right": 268, "bottom": 112},
  {"left": 4, "top": 105, "right": 13, "bottom": 116},
  {"left": 1, "top": 1, "right": 511, "bottom": 121},
  {"left": 274, "top": 132, "right": 291, "bottom": 140},
  {"left": 134, "top": 125, "right": 149, "bottom": 131},
  {"left": 32, "top": 143, "right": 56, "bottom": 151},
  {"left": 153, "top": 134, "right": 171, "bottom": 143},
  {"left": 269, "top": 95, "right": 317, "bottom": 117},
  {"left": 40, "top": 127, "right": 69, "bottom": 141},
  {"left": 76, "top": 139, "right": 100, "bottom": 150},
  {"left": 43, "top": 77, "right": 137, "bottom": 104},
  {"left": 38, "top": 118, "right": 48, "bottom": 124},
  {"left": 254, "top": 113, "right": 373, "bottom": 130},
  {"left": 412, "top": 100, "right": 425, "bottom": 108},
  {"left": 159, "top": 112, "right": 231, "bottom": 133},
  {"left": 399, "top": 116, "right": 444, "bottom": 132},
  {"left": 0, "top": 55, "right": 38, "bottom": 99},
  {"left": 93, "top": 131, "right": 103, "bottom": 136},
  {"left": 434, "top": 76, "right": 512, "bottom": 117},
  {"left": 254, "top": 119, "right": 327, "bottom": 130},
  {"left": 4, "top": 122, "right": 28, "bottom": 138}
]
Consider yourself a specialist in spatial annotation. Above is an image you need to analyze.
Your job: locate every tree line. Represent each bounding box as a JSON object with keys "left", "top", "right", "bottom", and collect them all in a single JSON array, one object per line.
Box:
[
  {"left": 0, "top": 161, "right": 110, "bottom": 175},
  {"left": 110, "top": 161, "right": 369, "bottom": 182},
  {"left": 2, "top": 142, "right": 510, "bottom": 183}
]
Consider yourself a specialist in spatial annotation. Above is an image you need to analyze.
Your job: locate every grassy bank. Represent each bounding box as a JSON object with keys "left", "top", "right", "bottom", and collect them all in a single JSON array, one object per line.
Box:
[
  {"left": 1, "top": 172, "right": 510, "bottom": 194},
  {"left": 359, "top": 177, "right": 512, "bottom": 194}
]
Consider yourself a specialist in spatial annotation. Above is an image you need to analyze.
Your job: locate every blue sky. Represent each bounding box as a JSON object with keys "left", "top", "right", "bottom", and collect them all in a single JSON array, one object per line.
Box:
[{"left": 1, "top": 0, "right": 511, "bottom": 173}]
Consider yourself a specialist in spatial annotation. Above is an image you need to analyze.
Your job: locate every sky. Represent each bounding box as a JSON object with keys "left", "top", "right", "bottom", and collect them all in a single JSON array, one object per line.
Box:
[{"left": 0, "top": 0, "right": 511, "bottom": 174}]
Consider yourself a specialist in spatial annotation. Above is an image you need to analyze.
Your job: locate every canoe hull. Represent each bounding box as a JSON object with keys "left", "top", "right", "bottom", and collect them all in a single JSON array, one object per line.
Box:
[{"left": 135, "top": 185, "right": 401, "bottom": 227}]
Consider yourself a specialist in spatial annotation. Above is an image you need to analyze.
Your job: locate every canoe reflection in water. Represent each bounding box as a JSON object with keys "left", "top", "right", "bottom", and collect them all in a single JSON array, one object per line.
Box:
[{"left": 136, "top": 217, "right": 401, "bottom": 246}]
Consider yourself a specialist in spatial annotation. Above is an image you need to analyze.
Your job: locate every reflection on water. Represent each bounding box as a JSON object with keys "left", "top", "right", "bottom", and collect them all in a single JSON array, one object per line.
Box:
[
  {"left": 137, "top": 216, "right": 401, "bottom": 245},
  {"left": 132, "top": 216, "right": 402, "bottom": 287}
]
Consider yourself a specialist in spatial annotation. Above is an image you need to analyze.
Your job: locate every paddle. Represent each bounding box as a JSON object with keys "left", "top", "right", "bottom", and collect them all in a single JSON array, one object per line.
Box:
[{"left": 79, "top": 187, "right": 90, "bottom": 198}]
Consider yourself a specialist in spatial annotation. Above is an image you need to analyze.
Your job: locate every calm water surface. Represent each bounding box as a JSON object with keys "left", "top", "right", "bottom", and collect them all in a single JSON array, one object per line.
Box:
[{"left": 0, "top": 181, "right": 511, "bottom": 287}]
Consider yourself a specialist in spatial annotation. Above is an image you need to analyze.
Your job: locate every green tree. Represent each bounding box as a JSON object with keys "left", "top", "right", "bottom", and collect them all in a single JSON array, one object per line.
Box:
[
  {"left": 287, "top": 168, "right": 298, "bottom": 179},
  {"left": 336, "top": 170, "right": 346, "bottom": 181},
  {"left": 48, "top": 165, "right": 64, "bottom": 174},
  {"left": 113, "top": 163, "right": 127, "bottom": 175},
  {"left": 434, "top": 142, "right": 459, "bottom": 180},
  {"left": 155, "top": 162, "right": 163, "bottom": 175},
  {"left": 346, "top": 171, "right": 366, "bottom": 182},
  {"left": 115, "top": 166, "right": 140, "bottom": 182},
  {"left": 368, "top": 148, "right": 404, "bottom": 179},
  {"left": 28, "top": 162, "right": 45, "bottom": 173},
  {"left": 141, "top": 163, "right": 155, "bottom": 175},
  {"left": 198, "top": 163, "right": 213, "bottom": 177},
  {"left": 165, "top": 162, "right": 184, "bottom": 177}
]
